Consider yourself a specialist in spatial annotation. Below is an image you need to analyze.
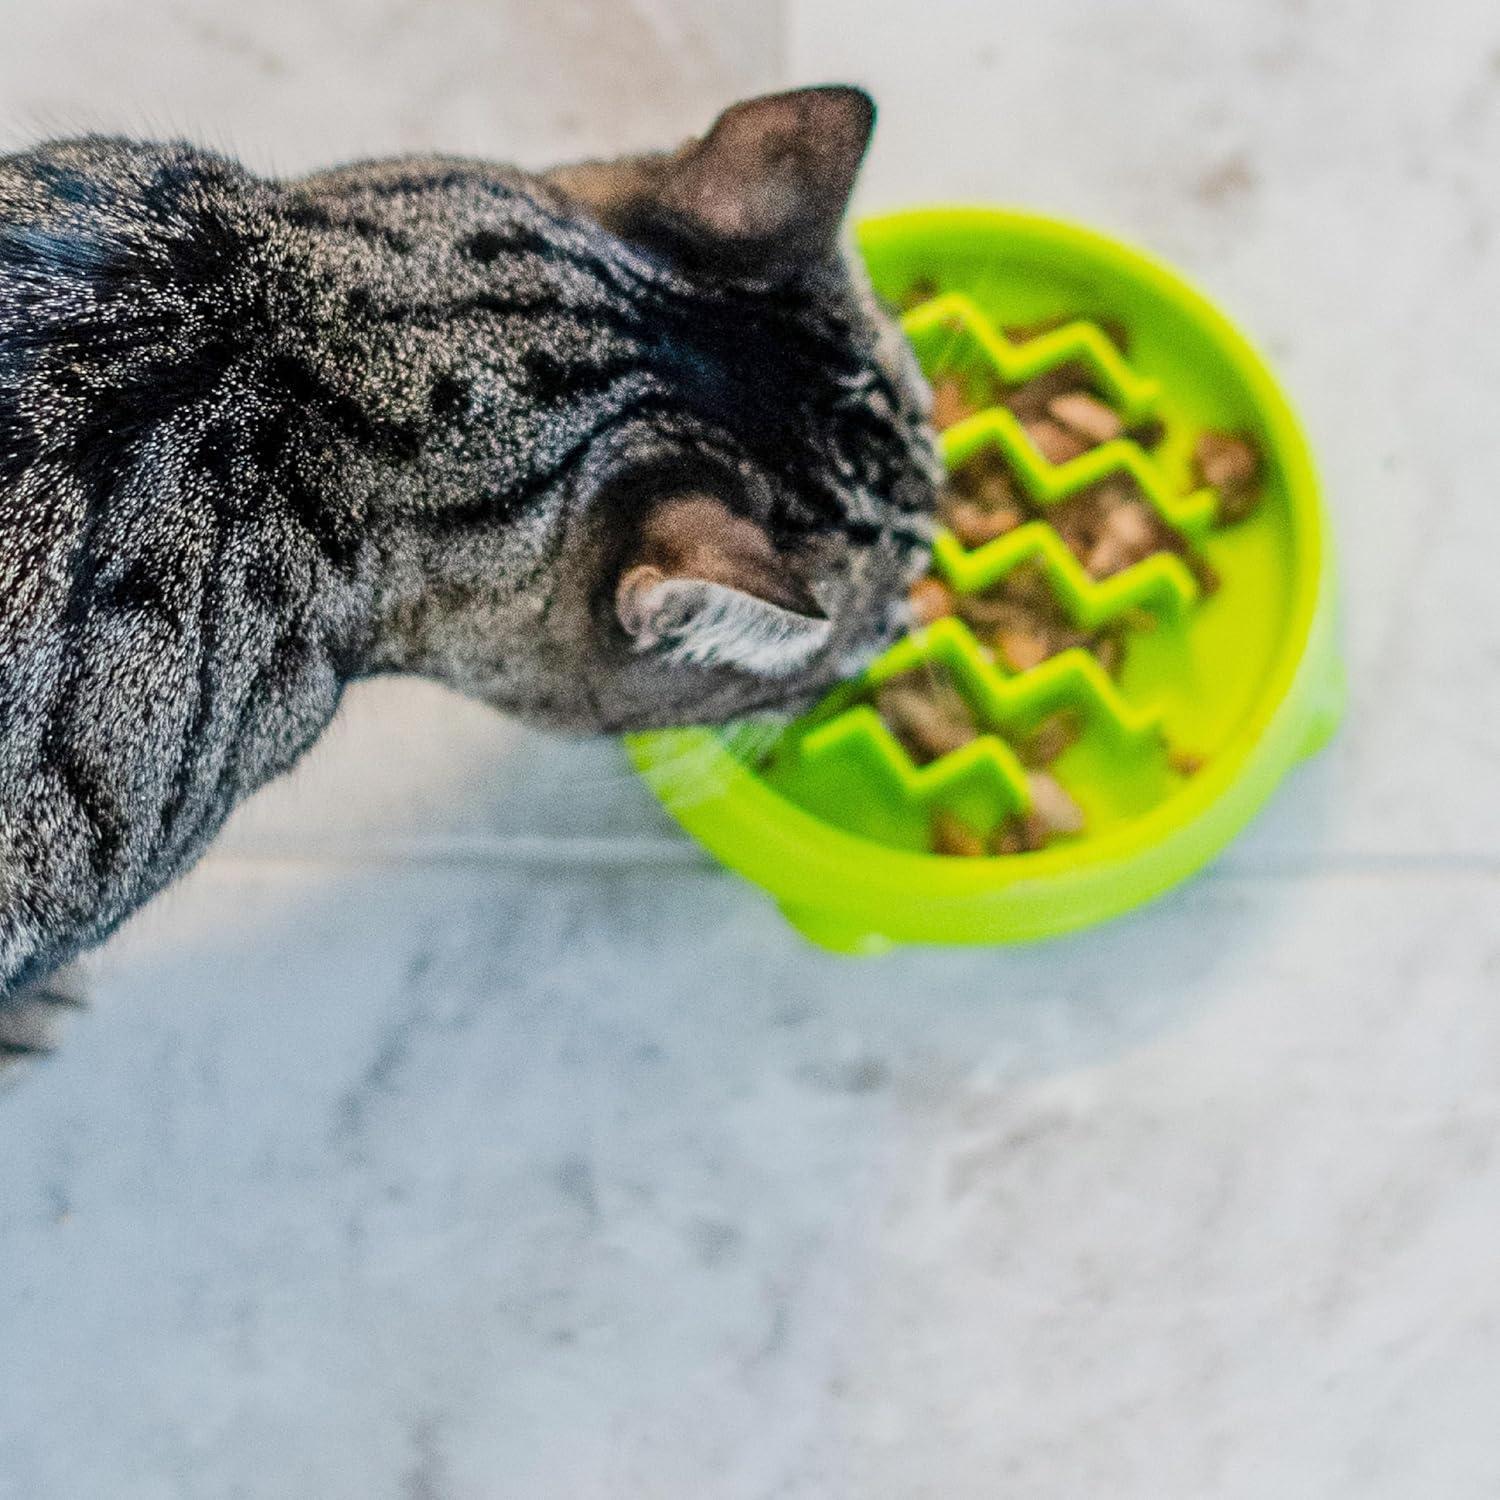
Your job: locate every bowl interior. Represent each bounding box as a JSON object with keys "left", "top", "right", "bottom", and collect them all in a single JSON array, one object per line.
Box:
[
  {"left": 748, "top": 210, "right": 1320, "bottom": 860},
  {"left": 628, "top": 208, "right": 1335, "bottom": 947}
]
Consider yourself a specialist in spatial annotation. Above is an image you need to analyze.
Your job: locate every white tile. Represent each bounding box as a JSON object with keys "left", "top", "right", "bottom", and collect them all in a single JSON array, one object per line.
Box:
[
  {"left": 6, "top": 1, "right": 1500, "bottom": 1494},
  {"left": 4, "top": 866, "right": 1500, "bottom": 1496},
  {"left": 211, "top": 677, "right": 689, "bottom": 857},
  {"left": 794, "top": 0, "right": 1500, "bottom": 864},
  {"left": 0, "top": 0, "right": 781, "bottom": 172}
]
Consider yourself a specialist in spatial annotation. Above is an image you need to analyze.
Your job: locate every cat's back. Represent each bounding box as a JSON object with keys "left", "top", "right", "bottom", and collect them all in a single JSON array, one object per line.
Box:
[
  {"left": 0, "top": 139, "right": 351, "bottom": 927},
  {"left": 0, "top": 138, "right": 267, "bottom": 685}
]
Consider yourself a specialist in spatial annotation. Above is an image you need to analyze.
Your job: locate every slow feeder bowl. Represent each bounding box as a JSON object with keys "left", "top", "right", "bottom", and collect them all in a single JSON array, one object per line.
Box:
[{"left": 628, "top": 206, "right": 1343, "bottom": 951}]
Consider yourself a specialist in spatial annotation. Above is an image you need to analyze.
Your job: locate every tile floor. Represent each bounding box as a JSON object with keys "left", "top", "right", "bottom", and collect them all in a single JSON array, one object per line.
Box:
[{"left": 3, "top": 1, "right": 1500, "bottom": 1495}]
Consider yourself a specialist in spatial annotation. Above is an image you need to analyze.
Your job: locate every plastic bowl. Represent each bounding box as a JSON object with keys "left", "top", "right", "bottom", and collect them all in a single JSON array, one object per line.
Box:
[{"left": 627, "top": 206, "right": 1343, "bottom": 952}]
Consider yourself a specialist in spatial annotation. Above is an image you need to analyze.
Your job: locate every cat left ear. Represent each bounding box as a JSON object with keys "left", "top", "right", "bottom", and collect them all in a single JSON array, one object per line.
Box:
[{"left": 614, "top": 495, "right": 831, "bottom": 677}]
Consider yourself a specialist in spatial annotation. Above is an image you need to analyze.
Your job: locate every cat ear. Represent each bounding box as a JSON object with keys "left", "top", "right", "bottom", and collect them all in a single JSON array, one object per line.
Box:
[
  {"left": 553, "top": 85, "right": 875, "bottom": 276},
  {"left": 614, "top": 495, "right": 831, "bottom": 677},
  {"left": 651, "top": 85, "right": 875, "bottom": 273}
]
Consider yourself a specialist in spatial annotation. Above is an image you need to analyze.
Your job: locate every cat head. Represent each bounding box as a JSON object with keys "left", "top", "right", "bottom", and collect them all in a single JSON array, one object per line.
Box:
[
  {"left": 371, "top": 87, "right": 938, "bottom": 732},
  {"left": 534, "top": 86, "right": 940, "bottom": 731}
]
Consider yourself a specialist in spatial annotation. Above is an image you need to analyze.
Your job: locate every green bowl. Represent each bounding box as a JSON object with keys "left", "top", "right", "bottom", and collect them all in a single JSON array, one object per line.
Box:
[{"left": 627, "top": 206, "right": 1343, "bottom": 952}]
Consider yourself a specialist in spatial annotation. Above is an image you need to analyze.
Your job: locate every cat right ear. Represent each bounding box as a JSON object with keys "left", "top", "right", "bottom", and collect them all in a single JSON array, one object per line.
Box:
[{"left": 550, "top": 85, "right": 875, "bottom": 277}]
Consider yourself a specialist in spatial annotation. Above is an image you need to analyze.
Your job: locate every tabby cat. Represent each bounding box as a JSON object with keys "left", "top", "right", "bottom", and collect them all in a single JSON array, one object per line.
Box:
[{"left": 0, "top": 85, "right": 939, "bottom": 1055}]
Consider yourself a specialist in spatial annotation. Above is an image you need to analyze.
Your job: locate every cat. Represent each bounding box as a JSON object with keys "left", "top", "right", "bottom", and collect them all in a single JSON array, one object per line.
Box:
[{"left": 0, "top": 85, "right": 939, "bottom": 1058}]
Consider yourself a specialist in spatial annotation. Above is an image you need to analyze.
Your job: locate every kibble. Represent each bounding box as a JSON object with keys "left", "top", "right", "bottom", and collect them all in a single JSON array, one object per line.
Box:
[
  {"left": 881, "top": 295, "right": 1273, "bottom": 856},
  {"left": 946, "top": 498, "right": 1022, "bottom": 550},
  {"left": 996, "top": 626, "right": 1052, "bottom": 673},
  {"left": 1193, "top": 430, "right": 1263, "bottom": 523},
  {"left": 1003, "top": 363, "right": 1099, "bottom": 424},
  {"left": 930, "top": 375, "right": 982, "bottom": 431},
  {"left": 1019, "top": 710, "right": 1083, "bottom": 768},
  {"left": 907, "top": 576, "right": 957, "bottom": 627},
  {"left": 1048, "top": 391, "right": 1125, "bottom": 445},
  {"left": 1026, "top": 771, "right": 1087, "bottom": 836},
  {"left": 1024, "top": 417, "right": 1092, "bottom": 466},
  {"left": 1124, "top": 415, "right": 1167, "bottom": 449},
  {"left": 874, "top": 664, "right": 977, "bottom": 765},
  {"left": 990, "top": 809, "right": 1053, "bottom": 855},
  {"left": 930, "top": 809, "right": 987, "bottom": 858}
]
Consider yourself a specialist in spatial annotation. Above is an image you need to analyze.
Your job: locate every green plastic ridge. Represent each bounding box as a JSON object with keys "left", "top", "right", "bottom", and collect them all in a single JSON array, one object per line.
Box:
[
  {"left": 931, "top": 522, "right": 1195, "bottom": 629},
  {"left": 786, "top": 612, "right": 1167, "bottom": 825},
  {"left": 902, "top": 293, "right": 1159, "bottom": 415},
  {"left": 775, "top": 298, "right": 1207, "bottom": 830}
]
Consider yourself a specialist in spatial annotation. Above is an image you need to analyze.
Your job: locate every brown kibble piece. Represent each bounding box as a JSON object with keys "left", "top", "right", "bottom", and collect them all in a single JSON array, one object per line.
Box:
[
  {"left": 1195, "top": 430, "right": 1259, "bottom": 490},
  {"left": 899, "top": 277, "right": 939, "bottom": 311},
  {"left": 1169, "top": 749, "right": 1207, "bottom": 777},
  {"left": 1014, "top": 816, "right": 1050, "bottom": 852},
  {"left": 958, "top": 593, "right": 1077, "bottom": 671},
  {"left": 930, "top": 809, "right": 987, "bottom": 858},
  {"left": 908, "top": 576, "right": 956, "bottom": 626},
  {"left": 948, "top": 451, "right": 1023, "bottom": 513},
  {"left": 946, "top": 498, "right": 1022, "bottom": 550},
  {"left": 1082, "top": 536, "right": 1126, "bottom": 581},
  {"left": 1194, "top": 430, "right": 1264, "bottom": 524},
  {"left": 1124, "top": 416, "right": 1167, "bottom": 449},
  {"left": 1048, "top": 391, "right": 1125, "bottom": 445},
  {"left": 874, "top": 666, "right": 977, "bottom": 765},
  {"left": 996, "top": 627, "right": 1052, "bottom": 673},
  {"left": 988, "top": 811, "right": 1050, "bottom": 854},
  {"left": 931, "top": 376, "right": 981, "bottom": 431},
  {"left": 1025, "top": 418, "right": 1092, "bottom": 465},
  {"left": 989, "top": 816, "right": 1028, "bottom": 856},
  {"left": 1049, "top": 477, "right": 1129, "bottom": 562},
  {"left": 1001, "top": 811, "right": 1056, "bottom": 854},
  {"left": 1020, "top": 811, "right": 1052, "bottom": 851},
  {"left": 956, "top": 563, "right": 1083, "bottom": 677},
  {"left": 1092, "top": 632, "right": 1126, "bottom": 678},
  {"left": 1084, "top": 500, "right": 1160, "bottom": 579},
  {"left": 1002, "top": 363, "right": 1097, "bottom": 423},
  {"left": 988, "top": 560, "right": 1055, "bottom": 613},
  {"left": 1095, "top": 317, "right": 1132, "bottom": 356},
  {"left": 1021, "top": 711, "right": 1083, "bottom": 767},
  {"left": 1187, "top": 552, "right": 1222, "bottom": 596},
  {"left": 953, "top": 590, "right": 1019, "bottom": 631},
  {"left": 1026, "top": 771, "right": 1086, "bottom": 837}
]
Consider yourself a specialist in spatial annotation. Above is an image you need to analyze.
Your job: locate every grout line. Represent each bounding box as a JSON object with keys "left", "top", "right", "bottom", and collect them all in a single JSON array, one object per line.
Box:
[
  {"left": 198, "top": 840, "right": 1500, "bottom": 881},
  {"left": 1207, "top": 852, "right": 1500, "bottom": 880},
  {"left": 208, "top": 834, "right": 710, "bottom": 868}
]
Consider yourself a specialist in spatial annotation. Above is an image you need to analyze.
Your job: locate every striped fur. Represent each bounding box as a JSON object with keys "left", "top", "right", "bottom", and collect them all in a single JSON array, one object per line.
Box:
[{"left": 0, "top": 91, "right": 938, "bottom": 1007}]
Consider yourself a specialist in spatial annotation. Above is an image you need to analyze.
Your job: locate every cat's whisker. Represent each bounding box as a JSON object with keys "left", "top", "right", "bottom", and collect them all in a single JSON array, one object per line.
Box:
[{"left": 626, "top": 721, "right": 787, "bottom": 807}]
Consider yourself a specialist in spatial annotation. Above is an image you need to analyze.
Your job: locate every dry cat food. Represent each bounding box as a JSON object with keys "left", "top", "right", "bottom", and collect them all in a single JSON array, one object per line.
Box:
[
  {"left": 878, "top": 308, "right": 1267, "bottom": 857},
  {"left": 873, "top": 664, "right": 1087, "bottom": 856}
]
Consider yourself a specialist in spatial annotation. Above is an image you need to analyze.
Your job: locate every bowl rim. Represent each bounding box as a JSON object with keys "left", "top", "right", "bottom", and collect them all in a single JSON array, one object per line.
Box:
[{"left": 628, "top": 204, "right": 1342, "bottom": 945}]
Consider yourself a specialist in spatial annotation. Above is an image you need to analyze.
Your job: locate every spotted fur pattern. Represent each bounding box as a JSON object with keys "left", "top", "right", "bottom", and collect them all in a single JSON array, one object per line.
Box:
[{"left": 0, "top": 92, "right": 937, "bottom": 1013}]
